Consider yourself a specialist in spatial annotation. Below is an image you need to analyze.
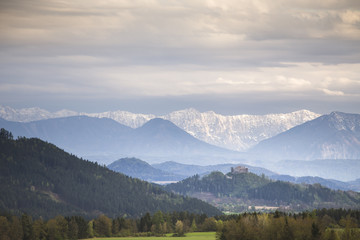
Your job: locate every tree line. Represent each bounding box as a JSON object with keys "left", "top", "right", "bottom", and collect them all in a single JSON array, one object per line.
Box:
[
  {"left": 1, "top": 208, "right": 359, "bottom": 240},
  {"left": 0, "top": 210, "right": 217, "bottom": 240},
  {"left": 217, "top": 208, "right": 360, "bottom": 240}
]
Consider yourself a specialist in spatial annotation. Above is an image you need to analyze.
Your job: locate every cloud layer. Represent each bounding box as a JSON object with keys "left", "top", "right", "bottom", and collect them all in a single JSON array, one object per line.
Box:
[{"left": 1, "top": 0, "right": 360, "bottom": 114}]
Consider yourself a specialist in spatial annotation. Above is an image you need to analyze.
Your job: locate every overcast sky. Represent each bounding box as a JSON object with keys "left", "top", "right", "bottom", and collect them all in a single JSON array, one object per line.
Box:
[{"left": 1, "top": 0, "right": 360, "bottom": 115}]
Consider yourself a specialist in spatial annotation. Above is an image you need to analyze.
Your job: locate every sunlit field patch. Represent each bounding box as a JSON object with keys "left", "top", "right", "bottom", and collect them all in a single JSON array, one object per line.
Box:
[{"left": 82, "top": 232, "right": 216, "bottom": 240}]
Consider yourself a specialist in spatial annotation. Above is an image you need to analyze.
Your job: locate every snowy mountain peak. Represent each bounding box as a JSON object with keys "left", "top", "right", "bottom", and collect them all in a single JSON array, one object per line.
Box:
[
  {"left": 162, "top": 109, "right": 321, "bottom": 151},
  {"left": 0, "top": 105, "right": 321, "bottom": 151},
  {"left": 0, "top": 105, "right": 78, "bottom": 122}
]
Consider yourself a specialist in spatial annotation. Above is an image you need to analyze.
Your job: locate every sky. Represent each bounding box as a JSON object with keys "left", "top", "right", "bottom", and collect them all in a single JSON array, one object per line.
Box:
[{"left": 1, "top": 0, "right": 360, "bottom": 115}]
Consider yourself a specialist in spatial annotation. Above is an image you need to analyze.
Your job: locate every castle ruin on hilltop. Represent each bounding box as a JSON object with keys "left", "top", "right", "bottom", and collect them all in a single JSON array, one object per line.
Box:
[{"left": 231, "top": 166, "right": 249, "bottom": 174}]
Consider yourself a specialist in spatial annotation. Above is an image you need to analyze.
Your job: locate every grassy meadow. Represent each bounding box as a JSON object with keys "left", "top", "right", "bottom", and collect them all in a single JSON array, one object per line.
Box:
[{"left": 82, "top": 232, "right": 216, "bottom": 240}]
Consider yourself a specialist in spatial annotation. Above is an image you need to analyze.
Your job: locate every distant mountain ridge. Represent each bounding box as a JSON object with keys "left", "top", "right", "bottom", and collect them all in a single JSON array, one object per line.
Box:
[
  {"left": 0, "top": 105, "right": 78, "bottom": 122},
  {"left": 107, "top": 157, "right": 276, "bottom": 182},
  {"left": 0, "top": 105, "right": 320, "bottom": 151},
  {"left": 152, "top": 161, "right": 276, "bottom": 178},
  {"left": 160, "top": 108, "right": 320, "bottom": 151},
  {"left": 267, "top": 159, "right": 360, "bottom": 182},
  {"left": 269, "top": 175, "right": 360, "bottom": 192},
  {"left": 90, "top": 108, "right": 320, "bottom": 151},
  {"left": 0, "top": 116, "right": 133, "bottom": 159},
  {"left": 108, "top": 158, "right": 186, "bottom": 182},
  {"left": 111, "top": 158, "right": 360, "bottom": 192},
  {"left": 0, "top": 117, "right": 241, "bottom": 165},
  {"left": 250, "top": 111, "right": 360, "bottom": 160},
  {"left": 126, "top": 118, "right": 233, "bottom": 157},
  {"left": 2, "top": 106, "right": 359, "bottom": 162}
]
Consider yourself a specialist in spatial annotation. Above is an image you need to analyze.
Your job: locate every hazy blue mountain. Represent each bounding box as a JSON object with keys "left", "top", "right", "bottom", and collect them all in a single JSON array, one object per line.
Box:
[
  {"left": 0, "top": 105, "right": 320, "bottom": 152},
  {"left": 267, "top": 159, "right": 360, "bottom": 182},
  {"left": 250, "top": 112, "right": 360, "bottom": 161},
  {"left": 269, "top": 175, "right": 358, "bottom": 192},
  {"left": 0, "top": 116, "right": 132, "bottom": 160},
  {"left": 123, "top": 118, "right": 238, "bottom": 156},
  {"left": 152, "top": 161, "right": 276, "bottom": 178},
  {"left": 104, "top": 118, "right": 245, "bottom": 164},
  {"left": 0, "top": 117, "right": 243, "bottom": 165},
  {"left": 108, "top": 157, "right": 186, "bottom": 182},
  {"left": 108, "top": 157, "right": 276, "bottom": 183},
  {"left": 348, "top": 179, "right": 360, "bottom": 192}
]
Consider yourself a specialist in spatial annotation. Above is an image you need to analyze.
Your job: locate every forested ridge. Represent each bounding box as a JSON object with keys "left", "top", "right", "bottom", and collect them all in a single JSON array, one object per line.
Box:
[
  {"left": 165, "top": 171, "right": 360, "bottom": 211},
  {"left": 0, "top": 128, "right": 221, "bottom": 219}
]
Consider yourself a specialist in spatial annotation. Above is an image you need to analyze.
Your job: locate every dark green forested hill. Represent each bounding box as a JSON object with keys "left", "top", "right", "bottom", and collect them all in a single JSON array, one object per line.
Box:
[
  {"left": 165, "top": 171, "right": 360, "bottom": 212},
  {"left": 0, "top": 129, "right": 221, "bottom": 219}
]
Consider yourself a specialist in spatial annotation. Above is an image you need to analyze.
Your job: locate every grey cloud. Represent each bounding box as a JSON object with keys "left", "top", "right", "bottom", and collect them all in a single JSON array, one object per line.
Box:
[{"left": 1, "top": 0, "right": 360, "bottom": 114}]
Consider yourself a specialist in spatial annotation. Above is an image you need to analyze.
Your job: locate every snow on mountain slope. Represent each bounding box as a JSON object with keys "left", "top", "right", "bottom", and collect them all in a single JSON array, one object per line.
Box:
[
  {"left": 85, "top": 108, "right": 320, "bottom": 151},
  {"left": 85, "top": 111, "right": 155, "bottom": 129},
  {"left": 161, "top": 108, "right": 320, "bottom": 151},
  {"left": 0, "top": 105, "right": 153, "bottom": 127},
  {"left": 0, "top": 105, "right": 78, "bottom": 122},
  {"left": 0, "top": 105, "right": 320, "bottom": 151}
]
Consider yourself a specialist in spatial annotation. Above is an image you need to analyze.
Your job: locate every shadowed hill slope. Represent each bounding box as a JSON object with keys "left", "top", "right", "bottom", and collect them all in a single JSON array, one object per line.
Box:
[{"left": 0, "top": 129, "right": 222, "bottom": 219}]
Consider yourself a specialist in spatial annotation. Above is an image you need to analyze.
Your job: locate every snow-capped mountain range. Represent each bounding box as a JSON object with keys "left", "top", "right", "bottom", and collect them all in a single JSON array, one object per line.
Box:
[
  {"left": 160, "top": 108, "right": 320, "bottom": 151},
  {"left": 0, "top": 105, "right": 320, "bottom": 151},
  {"left": 0, "top": 106, "right": 78, "bottom": 122}
]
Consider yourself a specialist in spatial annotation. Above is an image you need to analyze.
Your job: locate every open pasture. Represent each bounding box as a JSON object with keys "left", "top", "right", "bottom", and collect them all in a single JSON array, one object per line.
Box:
[{"left": 82, "top": 232, "right": 215, "bottom": 240}]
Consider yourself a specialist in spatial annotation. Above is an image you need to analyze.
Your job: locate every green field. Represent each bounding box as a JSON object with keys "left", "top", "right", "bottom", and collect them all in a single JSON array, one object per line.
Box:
[{"left": 82, "top": 232, "right": 216, "bottom": 240}]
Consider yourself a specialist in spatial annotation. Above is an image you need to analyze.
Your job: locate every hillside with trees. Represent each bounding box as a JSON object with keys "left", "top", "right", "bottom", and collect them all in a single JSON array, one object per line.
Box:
[
  {"left": 1, "top": 208, "right": 359, "bottom": 240},
  {"left": 217, "top": 209, "right": 360, "bottom": 240},
  {"left": 0, "top": 128, "right": 221, "bottom": 219},
  {"left": 165, "top": 171, "right": 360, "bottom": 212}
]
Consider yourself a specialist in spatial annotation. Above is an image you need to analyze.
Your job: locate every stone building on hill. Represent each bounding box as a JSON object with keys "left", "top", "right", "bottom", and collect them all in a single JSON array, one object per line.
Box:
[{"left": 231, "top": 166, "right": 248, "bottom": 174}]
